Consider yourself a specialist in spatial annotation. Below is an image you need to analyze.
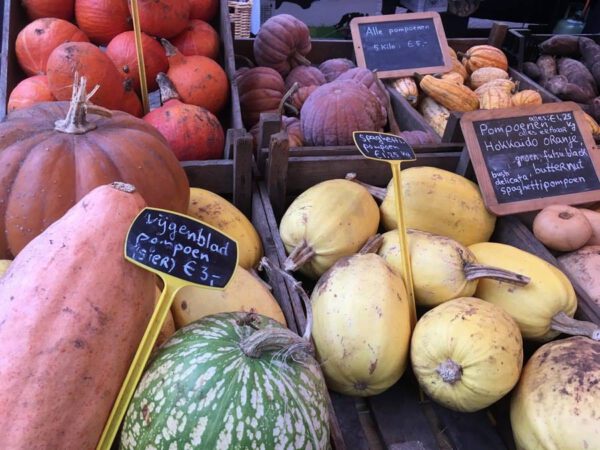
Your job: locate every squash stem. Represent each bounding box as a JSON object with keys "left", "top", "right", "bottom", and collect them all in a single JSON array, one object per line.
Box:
[
  {"left": 259, "top": 257, "right": 313, "bottom": 342},
  {"left": 278, "top": 82, "right": 300, "bottom": 119},
  {"left": 292, "top": 52, "right": 311, "bottom": 67},
  {"left": 54, "top": 74, "right": 111, "bottom": 135},
  {"left": 463, "top": 263, "right": 531, "bottom": 286},
  {"left": 436, "top": 358, "right": 462, "bottom": 384},
  {"left": 550, "top": 311, "right": 600, "bottom": 341},
  {"left": 110, "top": 182, "right": 136, "bottom": 193},
  {"left": 160, "top": 38, "right": 178, "bottom": 58},
  {"left": 284, "top": 239, "right": 316, "bottom": 272},
  {"left": 359, "top": 234, "right": 384, "bottom": 254},
  {"left": 156, "top": 72, "right": 180, "bottom": 104},
  {"left": 345, "top": 173, "right": 387, "bottom": 201},
  {"left": 239, "top": 327, "right": 314, "bottom": 360}
]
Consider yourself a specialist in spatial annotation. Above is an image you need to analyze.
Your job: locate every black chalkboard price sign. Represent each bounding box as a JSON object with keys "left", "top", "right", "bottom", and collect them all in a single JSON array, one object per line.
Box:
[
  {"left": 125, "top": 208, "right": 238, "bottom": 289},
  {"left": 461, "top": 102, "right": 600, "bottom": 215},
  {"left": 350, "top": 12, "right": 452, "bottom": 79},
  {"left": 353, "top": 131, "right": 416, "bottom": 162}
]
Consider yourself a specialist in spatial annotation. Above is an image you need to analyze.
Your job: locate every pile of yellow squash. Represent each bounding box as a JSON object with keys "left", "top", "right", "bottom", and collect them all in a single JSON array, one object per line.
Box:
[{"left": 278, "top": 166, "right": 600, "bottom": 449}]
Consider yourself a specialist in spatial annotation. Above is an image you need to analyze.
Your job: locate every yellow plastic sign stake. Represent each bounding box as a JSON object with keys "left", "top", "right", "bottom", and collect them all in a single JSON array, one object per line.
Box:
[
  {"left": 96, "top": 208, "right": 239, "bottom": 450},
  {"left": 352, "top": 131, "right": 417, "bottom": 328},
  {"left": 130, "top": 0, "right": 149, "bottom": 114}
]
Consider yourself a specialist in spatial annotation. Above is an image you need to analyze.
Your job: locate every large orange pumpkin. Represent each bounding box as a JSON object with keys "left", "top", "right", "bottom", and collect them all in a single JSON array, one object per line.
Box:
[
  {"left": 75, "top": 0, "right": 132, "bottom": 45},
  {"left": 0, "top": 182, "right": 155, "bottom": 449},
  {"left": 0, "top": 76, "right": 189, "bottom": 258}
]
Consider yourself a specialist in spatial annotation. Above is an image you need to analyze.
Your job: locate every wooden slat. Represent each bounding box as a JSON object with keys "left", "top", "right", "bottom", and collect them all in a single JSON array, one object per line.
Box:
[
  {"left": 232, "top": 129, "right": 253, "bottom": 216},
  {"left": 368, "top": 380, "right": 440, "bottom": 450},
  {"left": 266, "top": 131, "right": 290, "bottom": 220},
  {"left": 329, "top": 393, "right": 371, "bottom": 450},
  {"left": 1, "top": 0, "right": 26, "bottom": 119},
  {"left": 218, "top": 0, "right": 243, "bottom": 131},
  {"left": 387, "top": 87, "right": 440, "bottom": 139},
  {"left": 183, "top": 160, "right": 233, "bottom": 193},
  {"left": 430, "top": 405, "right": 507, "bottom": 450}
]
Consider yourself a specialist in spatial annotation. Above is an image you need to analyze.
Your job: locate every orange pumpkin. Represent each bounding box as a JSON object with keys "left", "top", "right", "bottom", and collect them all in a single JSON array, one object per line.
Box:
[
  {"left": 461, "top": 45, "right": 509, "bottom": 73},
  {"left": 144, "top": 73, "right": 224, "bottom": 161},
  {"left": 22, "top": 0, "right": 75, "bottom": 20},
  {"left": 106, "top": 31, "right": 168, "bottom": 93},
  {"left": 171, "top": 19, "right": 220, "bottom": 60},
  {"left": 136, "top": 0, "right": 190, "bottom": 38},
  {"left": 15, "top": 18, "right": 89, "bottom": 76},
  {"left": 75, "top": 0, "right": 132, "bottom": 45},
  {"left": 0, "top": 76, "right": 189, "bottom": 258},
  {"left": 7, "top": 75, "right": 55, "bottom": 112},
  {"left": 163, "top": 39, "right": 229, "bottom": 114},
  {"left": 189, "top": 0, "right": 218, "bottom": 21},
  {"left": 46, "top": 41, "right": 125, "bottom": 110},
  {"left": 0, "top": 182, "right": 155, "bottom": 449}
]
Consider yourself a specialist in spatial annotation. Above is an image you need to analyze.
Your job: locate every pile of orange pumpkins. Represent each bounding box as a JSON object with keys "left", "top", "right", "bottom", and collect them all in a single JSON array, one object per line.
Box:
[{"left": 8, "top": 0, "right": 228, "bottom": 161}]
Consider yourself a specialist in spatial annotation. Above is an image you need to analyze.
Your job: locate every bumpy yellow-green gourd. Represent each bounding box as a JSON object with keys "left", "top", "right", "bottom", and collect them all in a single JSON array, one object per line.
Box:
[
  {"left": 470, "top": 242, "right": 600, "bottom": 342},
  {"left": 187, "top": 188, "right": 263, "bottom": 269},
  {"left": 280, "top": 179, "right": 380, "bottom": 279},
  {"left": 380, "top": 167, "right": 496, "bottom": 246},
  {"left": 411, "top": 297, "right": 523, "bottom": 412},
  {"left": 511, "top": 336, "right": 600, "bottom": 450},
  {"left": 311, "top": 253, "right": 411, "bottom": 396},
  {"left": 378, "top": 230, "right": 528, "bottom": 307},
  {"left": 172, "top": 266, "right": 286, "bottom": 328}
]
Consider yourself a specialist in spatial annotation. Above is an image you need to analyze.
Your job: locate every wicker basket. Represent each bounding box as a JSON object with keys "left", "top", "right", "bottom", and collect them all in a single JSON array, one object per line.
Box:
[{"left": 229, "top": 0, "right": 253, "bottom": 38}]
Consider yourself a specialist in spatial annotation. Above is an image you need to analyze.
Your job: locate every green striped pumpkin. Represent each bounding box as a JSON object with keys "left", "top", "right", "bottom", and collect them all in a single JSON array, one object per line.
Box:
[{"left": 120, "top": 312, "right": 330, "bottom": 450}]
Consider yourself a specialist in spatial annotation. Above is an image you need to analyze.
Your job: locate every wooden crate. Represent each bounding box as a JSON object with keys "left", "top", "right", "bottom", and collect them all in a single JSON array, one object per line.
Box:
[
  {"left": 0, "top": 0, "right": 253, "bottom": 214},
  {"left": 257, "top": 149, "right": 600, "bottom": 449}
]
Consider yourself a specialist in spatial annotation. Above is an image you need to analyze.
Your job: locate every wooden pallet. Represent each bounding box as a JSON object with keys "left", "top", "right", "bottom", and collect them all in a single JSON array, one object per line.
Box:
[{"left": 0, "top": 0, "right": 253, "bottom": 214}]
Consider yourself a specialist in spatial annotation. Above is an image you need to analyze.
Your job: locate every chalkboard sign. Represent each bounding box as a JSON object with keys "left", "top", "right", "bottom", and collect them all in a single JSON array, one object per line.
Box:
[
  {"left": 353, "top": 131, "right": 416, "bottom": 161},
  {"left": 350, "top": 12, "right": 452, "bottom": 79},
  {"left": 125, "top": 208, "right": 238, "bottom": 289},
  {"left": 461, "top": 102, "right": 600, "bottom": 215}
]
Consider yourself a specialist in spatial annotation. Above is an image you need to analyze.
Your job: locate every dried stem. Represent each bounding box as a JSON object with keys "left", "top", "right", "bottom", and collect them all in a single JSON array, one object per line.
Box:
[
  {"left": 550, "top": 311, "right": 600, "bottom": 341},
  {"left": 345, "top": 173, "right": 387, "bottom": 201},
  {"left": 463, "top": 263, "right": 530, "bottom": 286},
  {"left": 359, "top": 234, "right": 384, "bottom": 254},
  {"left": 284, "top": 240, "right": 316, "bottom": 272}
]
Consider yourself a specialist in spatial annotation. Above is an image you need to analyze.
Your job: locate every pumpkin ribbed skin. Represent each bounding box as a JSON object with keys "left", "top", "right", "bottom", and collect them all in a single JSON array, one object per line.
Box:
[
  {"left": 0, "top": 183, "right": 156, "bottom": 449},
  {"left": 511, "top": 337, "right": 600, "bottom": 450},
  {"left": 511, "top": 89, "right": 543, "bottom": 106},
  {"left": 469, "top": 67, "right": 509, "bottom": 90},
  {"left": 280, "top": 179, "right": 380, "bottom": 278},
  {"left": 75, "top": 0, "right": 132, "bottom": 45},
  {"left": 301, "top": 80, "right": 386, "bottom": 146},
  {"left": 411, "top": 297, "right": 523, "bottom": 412},
  {"left": 16, "top": 18, "right": 89, "bottom": 76},
  {"left": 121, "top": 313, "right": 330, "bottom": 450},
  {"left": 337, "top": 67, "right": 390, "bottom": 117},
  {"left": 462, "top": 45, "right": 509, "bottom": 73},
  {"left": 419, "top": 97, "right": 450, "bottom": 137},
  {"left": 381, "top": 166, "right": 496, "bottom": 246},
  {"left": 254, "top": 14, "right": 311, "bottom": 76},
  {"left": 47, "top": 41, "right": 125, "bottom": 110},
  {"left": 391, "top": 77, "right": 419, "bottom": 106},
  {"left": 318, "top": 58, "right": 355, "bottom": 82},
  {"left": 469, "top": 242, "right": 577, "bottom": 341},
  {"left": 419, "top": 75, "right": 479, "bottom": 112},
  {"left": 7, "top": 75, "right": 55, "bottom": 112},
  {"left": 475, "top": 78, "right": 516, "bottom": 96},
  {"left": 312, "top": 253, "right": 411, "bottom": 396},
  {"left": 284, "top": 65, "right": 326, "bottom": 90},
  {"left": 172, "top": 267, "right": 285, "bottom": 328},
  {"left": 186, "top": 188, "right": 263, "bottom": 269},
  {"left": 0, "top": 101, "right": 189, "bottom": 258},
  {"left": 478, "top": 86, "right": 513, "bottom": 110},
  {"left": 282, "top": 116, "right": 304, "bottom": 147},
  {"left": 237, "top": 67, "right": 285, "bottom": 127},
  {"left": 290, "top": 84, "right": 317, "bottom": 110}
]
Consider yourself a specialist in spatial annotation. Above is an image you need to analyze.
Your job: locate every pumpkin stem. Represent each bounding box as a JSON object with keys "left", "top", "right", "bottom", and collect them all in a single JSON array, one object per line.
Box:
[
  {"left": 156, "top": 72, "right": 180, "bottom": 104},
  {"left": 292, "top": 52, "right": 311, "bottom": 67},
  {"left": 436, "top": 358, "right": 463, "bottom": 384},
  {"left": 345, "top": 173, "right": 387, "bottom": 201},
  {"left": 463, "top": 263, "right": 531, "bottom": 286},
  {"left": 283, "top": 239, "right": 316, "bottom": 273},
  {"left": 359, "top": 234, "right": 384, "bottom": 254},
  {"left": 278, "top": 82, "right": 300, "bottom": 117},
  {"left": 54, "top": 74, "right": 112, "bottom": 135},
  {"left": 413, "top": 72, "right": 424, "bottom": 84},
  {"left": 550, "top": 311, "right": 600, "bottom": 341},
  {"left": 259, "top": 257, "right": 313, "bottom": 342},
  {"left": 456, "top": 51, "right": 467, "bottom": 59},
  {"left": 235, "top": 53, "right": 255, "bottom": 68},
  {"left": 239, "top": 327, "right": 314, "bottom": 360},
  {"left": 160, "top": 38, "right": 179, "bottom": 58},
  {"left": 110, "top": 182, "right": 136, "bottom": 193}
]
